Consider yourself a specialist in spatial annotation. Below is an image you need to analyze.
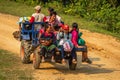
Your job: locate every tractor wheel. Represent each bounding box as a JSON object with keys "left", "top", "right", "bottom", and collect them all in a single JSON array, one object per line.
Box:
[
  {"left": 20, "top": 40, "right": 32, "bottom": 64},
  {"left": 33, "top": 47, "right": 41, "bottom": 69}
]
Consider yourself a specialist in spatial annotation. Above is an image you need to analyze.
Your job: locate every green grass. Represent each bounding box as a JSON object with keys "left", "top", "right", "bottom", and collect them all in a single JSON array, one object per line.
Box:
[
  {"left": 0, "top": 49, "right": 33, "bottom": 80},
  {"left": 0, "top": 0, "right": 120, "bottom": 39}
]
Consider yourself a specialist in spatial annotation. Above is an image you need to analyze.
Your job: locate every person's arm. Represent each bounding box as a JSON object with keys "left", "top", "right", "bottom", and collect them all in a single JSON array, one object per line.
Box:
[
  {"left": 29, "top": 13, "right": 36, "bottom": 23},
  {"left": 29, "top": 16, "right": 35, "bottom": 23},
  {"left": 43, "top": 16, "right": 47, "bottom": 22}
]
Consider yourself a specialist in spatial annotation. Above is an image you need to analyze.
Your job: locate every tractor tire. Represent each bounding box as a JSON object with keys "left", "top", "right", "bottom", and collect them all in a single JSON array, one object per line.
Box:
[
  {"left": 33, "top": 47, "right": 41, "bottom": 69},
  {"left": 20, "top": 40, "right": 32, "bottom": 64},
  {"left": 69, "top": 58, "right": 77, "bottom": 70}
]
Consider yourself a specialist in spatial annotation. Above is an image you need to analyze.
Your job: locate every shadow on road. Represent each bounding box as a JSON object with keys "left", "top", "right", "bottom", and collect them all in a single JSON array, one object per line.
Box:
[{"left": 35, "top": 55, "right": 119, "bottom": 75}]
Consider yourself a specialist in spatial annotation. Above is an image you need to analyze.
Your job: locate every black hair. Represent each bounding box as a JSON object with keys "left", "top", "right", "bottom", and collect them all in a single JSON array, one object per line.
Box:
[
  {"left": 48, "top": 7, "right": 54, "bottom": 16},
  {"left": 72, "top": 22, "right": 78, "bottom": 29},
  {"left": 71, "top": 22, "right": 79, "bottom": 33},
  {"left": 54, "top": 25, "right": 60, "bottom": 31},
  {"left": 50, "top": 11, "right": 57, "bottom": 16},
  {"left": 48, "top": 7, "right": 54, "bottom": 12},
  {"left": 52, "top": 11, "right": 57, "bottom": 15}
]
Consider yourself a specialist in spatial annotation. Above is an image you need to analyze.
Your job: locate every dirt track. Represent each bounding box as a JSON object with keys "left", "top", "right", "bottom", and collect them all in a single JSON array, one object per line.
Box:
[{"left": 0, "top": 13, "right": 120, "bottom": 80}]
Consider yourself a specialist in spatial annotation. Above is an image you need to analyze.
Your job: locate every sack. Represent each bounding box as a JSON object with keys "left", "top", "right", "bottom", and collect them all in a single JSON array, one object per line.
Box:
[
  {"left": 12, "top": 31, "right": 21, "bottom": 41},
  {"left": 63, "top": 40, "right": 74, "bottom": 52},
  {"left": 78, "top": 38, "right": 85, "bottom": 46},
  {"left": 18, "top": 17, "right": 30, "bottom": 23},
  {"left": 78, "top": 32, "right": 85, "bottom": 46}
]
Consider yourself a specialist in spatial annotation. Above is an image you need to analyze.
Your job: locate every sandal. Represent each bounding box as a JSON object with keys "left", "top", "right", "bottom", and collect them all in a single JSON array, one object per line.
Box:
[{"left": 82, "top": 58, "right": 92, "bottom": 64}]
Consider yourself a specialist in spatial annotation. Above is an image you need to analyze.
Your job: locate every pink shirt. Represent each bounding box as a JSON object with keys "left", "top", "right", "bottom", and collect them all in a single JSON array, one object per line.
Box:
[
  {"left": 71, "top": 29, "right": 78, "bottom": 47},
  {"left": 43, "top": 16, "right": 62, "bottom": 27}
]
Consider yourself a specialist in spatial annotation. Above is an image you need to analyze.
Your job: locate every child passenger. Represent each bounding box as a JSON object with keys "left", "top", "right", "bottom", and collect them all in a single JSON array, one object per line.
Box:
[
  {"left": 57, "top": 24, "right": 77, "bottom": 64},
  {"left": 71, "top": 22, "right": 92, "bottom": 64},
  {"left": 40, "top": 23, "right": 56, "bottom": 63}
]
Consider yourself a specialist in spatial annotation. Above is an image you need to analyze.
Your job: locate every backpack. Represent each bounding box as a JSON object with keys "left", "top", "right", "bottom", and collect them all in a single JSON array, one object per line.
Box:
[{"left": 63, "top": 40, "right": 74, "bottom": 52}]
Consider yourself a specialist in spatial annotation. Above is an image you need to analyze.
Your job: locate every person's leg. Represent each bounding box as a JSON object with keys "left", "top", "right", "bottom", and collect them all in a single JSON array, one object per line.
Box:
[
  {"left": 40, "top": 46, "right": 47, "bottom": 62},
  {"left": 50, "top": 48, "right": 56, "bottom": 62},
  {"left": 71, "top": 47, "right": 77, "bottom": 64},
  {"left": 60, "top": 46, "right": 66, "bottom": 64},
  {"left": 82, "top": 51, "right": 87, "bottom": 60},
  {"left": 82, "top": 45, "right": 92, "bottom": 64},
  {"left": 48, "top": 44, "right": 56, "bottom": 62}
]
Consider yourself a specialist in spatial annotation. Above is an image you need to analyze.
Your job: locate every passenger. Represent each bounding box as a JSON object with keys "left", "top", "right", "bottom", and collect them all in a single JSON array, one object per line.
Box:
[
  {"left": 43, "top": 11, "right": 63, "bottom": 35},
  {"left": 29, "top": 5, "right": 45, "bottom": 31},
  {"left": 43, "top": 7, "right": 54, "bottom": 23},
  {"left": 48, "top": 7, "right": 61, "bottom": 22},
  {"left": 57, "top": 24, "right": 77, "bottom": 64},
  {"left": 71, "top": 22, "right": 92, "bottom": 64},
  {"left": 40, "top": 23, "right": 56, "bottom": 63},
  {"left": 49, "top": 11, "right": 62, "bottom": 27}
]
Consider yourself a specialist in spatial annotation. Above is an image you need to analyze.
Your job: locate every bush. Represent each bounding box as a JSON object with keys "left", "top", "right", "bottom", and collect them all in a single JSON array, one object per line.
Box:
[{"left": 10, "top": 0, "right": 120, "bottom": 34}]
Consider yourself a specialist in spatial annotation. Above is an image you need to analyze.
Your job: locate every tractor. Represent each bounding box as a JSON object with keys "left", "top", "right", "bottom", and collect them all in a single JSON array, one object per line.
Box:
[{"left": 19, "top": 21, "right": 77, "bottom": 70}]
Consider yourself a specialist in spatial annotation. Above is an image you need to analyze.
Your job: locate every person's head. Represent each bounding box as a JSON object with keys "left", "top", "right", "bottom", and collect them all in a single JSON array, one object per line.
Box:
[
  {"left": 49, "top": 11, "right": 57, "bottom": 23},
  {"left": 54, "top": 25, "right": 60, "bottom": 32},
  {"left": 51, "top": 11, "right": 57, "bottom": 17},
  {"left": 34, "top": 5, "right": 41, "bottom": 13},
  {"left": 62, "top": 24, "right": 69, "bottom": 33},
  {"left": 48, "top": 7, "right": 54, "bottom": 15},
  {"left": 44, "top": 23, "right": 54, "bottom": 33},
  {"left": 72, "top": 22, "right": 78, "bottom": 29}
]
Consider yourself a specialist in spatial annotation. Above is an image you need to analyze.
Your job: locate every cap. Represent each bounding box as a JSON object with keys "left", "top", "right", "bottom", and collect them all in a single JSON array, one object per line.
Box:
[
  {"left": 34, "top": 5, "right": 41, "bottom": 10},
  {"left": 62, "top": 24, "right": 69, "bottom": 30}
]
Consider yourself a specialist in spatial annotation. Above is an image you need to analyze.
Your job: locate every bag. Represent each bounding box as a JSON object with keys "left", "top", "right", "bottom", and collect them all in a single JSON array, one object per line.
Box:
[
  {"left": 78, "top": 38, "right": 85, "bottom": 46},
  {"left": 18, "top": 17, "right": 30, "bottom": 23},
  {"left": 78, "top": 32, "right": 85, "bottom": 46},
  {"left": 63, "top": 40, "right": 74, "bottom": 52}
]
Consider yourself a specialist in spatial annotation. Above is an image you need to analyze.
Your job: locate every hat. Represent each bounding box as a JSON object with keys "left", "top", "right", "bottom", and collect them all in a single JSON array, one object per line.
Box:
[
  {"left": 34, "top": 5, "right": 41, "bottom": 10},
  {"left": 62, "top": 24, "right": 69, "bottom": 30}
]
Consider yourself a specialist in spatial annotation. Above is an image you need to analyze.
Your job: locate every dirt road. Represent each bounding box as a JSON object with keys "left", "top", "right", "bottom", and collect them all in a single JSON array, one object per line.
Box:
[{"left": 0, "top": 13, "right": 120, "bottom": 80}]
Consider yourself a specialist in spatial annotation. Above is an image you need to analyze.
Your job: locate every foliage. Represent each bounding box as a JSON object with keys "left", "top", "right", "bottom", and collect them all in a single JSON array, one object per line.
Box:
[{"left": 1, "top": 0, "right": 120, "bottom": 37}]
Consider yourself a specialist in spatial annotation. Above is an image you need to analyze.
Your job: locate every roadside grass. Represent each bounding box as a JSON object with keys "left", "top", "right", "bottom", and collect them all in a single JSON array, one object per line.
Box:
[
  {"left": 0, "top": 49, "right": 33, "bottom": 80},
  {"left": 0, "top": 0, "right": 119, "bottom": 39}
]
